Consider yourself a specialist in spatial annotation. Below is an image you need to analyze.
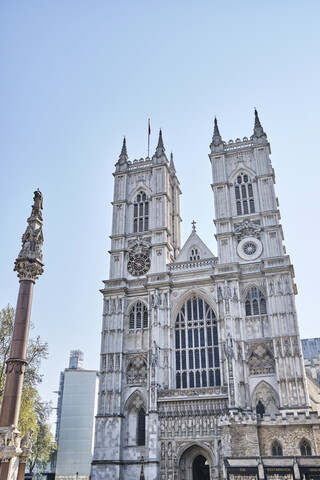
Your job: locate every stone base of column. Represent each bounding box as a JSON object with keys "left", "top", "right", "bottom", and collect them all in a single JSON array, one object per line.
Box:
[{"left": 0, "top": 426, "right": 32, "bottom": 480}]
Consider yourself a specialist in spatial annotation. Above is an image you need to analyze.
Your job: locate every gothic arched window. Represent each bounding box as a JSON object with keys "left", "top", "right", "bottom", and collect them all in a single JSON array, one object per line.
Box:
[
  {"left": 300, "top": 439, "right": 312, "bottom": 456},
  {"left": 175, "top": 296, "right": 220, "bottom": 389},
  {"left": 129, "top": 302, "right": 148, "bottom": 330},
  {"left": 133, "top": 191, "right": 149, "bottom": 233},
  {"left": 235, "top": 173, "right": 255, "bottom": 216},
  {"left": 137, "top": 407, "right": 146, "bottom": 446},
  {"left": 245, "top": 286, "right": 267, "bottom": 316},
  {"left": 271, "top": 440, "right": 283, "bottom": 456}
]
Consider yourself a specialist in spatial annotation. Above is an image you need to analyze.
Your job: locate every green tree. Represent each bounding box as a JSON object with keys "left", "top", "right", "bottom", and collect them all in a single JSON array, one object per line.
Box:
[
  {"left": 0, "top": 305, "right": 49, "bottom": 397},
  {"left": 28, "top": 393, "right": 56, "bottom": 475},
  {"left": 0, "top": 305, "right": 55, "bottom": 474}
]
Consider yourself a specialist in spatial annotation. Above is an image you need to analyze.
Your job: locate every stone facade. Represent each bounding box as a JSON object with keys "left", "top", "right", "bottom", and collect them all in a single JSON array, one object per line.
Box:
[{"left": 91, "top": 115, "right": 320, "bottom": 480}]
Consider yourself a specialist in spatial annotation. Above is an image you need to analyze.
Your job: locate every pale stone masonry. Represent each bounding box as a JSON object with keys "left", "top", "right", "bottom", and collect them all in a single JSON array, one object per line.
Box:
[{"left": 91, "top": 114, "right": 320, "bottom": 480}]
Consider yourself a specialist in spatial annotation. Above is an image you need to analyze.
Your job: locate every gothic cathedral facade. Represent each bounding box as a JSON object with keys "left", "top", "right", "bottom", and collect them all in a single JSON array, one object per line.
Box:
[{"left": 91, "top": 112, "right": 320, "bottom": 480}]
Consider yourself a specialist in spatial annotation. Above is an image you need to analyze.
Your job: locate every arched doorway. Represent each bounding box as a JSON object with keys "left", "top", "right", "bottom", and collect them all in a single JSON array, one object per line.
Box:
[
  {"left": 177, "top": 445, "right": 212, "bottom": 480},
  {"left": 193, "top": 455, "right": 210, "bottom": 480}
]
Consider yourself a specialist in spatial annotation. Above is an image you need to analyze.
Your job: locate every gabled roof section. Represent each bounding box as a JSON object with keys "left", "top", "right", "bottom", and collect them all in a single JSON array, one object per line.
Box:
[{"left": 174, "top": 228, "right": 216, "bottom": 263}]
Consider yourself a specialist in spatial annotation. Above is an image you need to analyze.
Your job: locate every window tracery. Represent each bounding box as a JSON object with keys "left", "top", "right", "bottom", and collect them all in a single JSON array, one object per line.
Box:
[
  {"left": 175, "top": 296, "right": 220, "bottom": 389},
  {"left": 271, "top": 440, "right": 283, "bottom": 456},
  {"left": 133, "top": 191, "right": 149, "bottom": 233},
  {"left": 249, "top": 344, "right": 275, "bottom": 375},
  {"left": 234, "top": 173, "right": 255, "bottom": 216},
  {"left": 123, "top": 395, "right": 146, "bottom": 446},
  {"left": 300, "top": 439, "right": 312, "bottom": 455},
  {"left": 245, "top": 286, "right": 267, "bottom": 316},
  {"left": 129, "top": 302, "right": 148, "bottom": 330},
  {"left": 126, "top": 355, "right": 147, "bottom": 385}
]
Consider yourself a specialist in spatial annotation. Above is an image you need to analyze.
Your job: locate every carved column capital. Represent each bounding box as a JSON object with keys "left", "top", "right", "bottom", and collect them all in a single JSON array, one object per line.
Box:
[{"left": 5, "top": 358, "right": 28, "bottom": 375}]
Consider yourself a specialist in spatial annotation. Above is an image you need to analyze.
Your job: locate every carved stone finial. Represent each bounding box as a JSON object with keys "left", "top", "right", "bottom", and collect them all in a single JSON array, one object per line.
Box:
[
  {"left": 191, "top": 220, "right": 196, "bottom": 232},
  {"left": 14, "top": 190, "right": 44, "bottom": 282}
]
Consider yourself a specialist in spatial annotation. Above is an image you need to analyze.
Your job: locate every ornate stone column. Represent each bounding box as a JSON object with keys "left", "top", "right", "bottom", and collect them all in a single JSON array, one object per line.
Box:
[{"left": 0, "top": 190, "right": 44, "bottom": 480}]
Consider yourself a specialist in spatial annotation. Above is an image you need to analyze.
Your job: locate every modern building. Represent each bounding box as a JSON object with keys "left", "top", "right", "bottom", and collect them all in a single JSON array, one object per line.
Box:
[
  {"left": 91, "top": 113, "right": 320, "bottom": 480},
  {"left": 55, "top": 351, "right": 99, "bottom": 480}
]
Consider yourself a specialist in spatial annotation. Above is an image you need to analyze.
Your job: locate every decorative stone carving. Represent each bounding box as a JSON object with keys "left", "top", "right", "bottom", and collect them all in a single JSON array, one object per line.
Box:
[
  {"left": 233, "top": 219, "right": 262, "bottom": 240},
  {"left": 127, "top": 236, "right": 151, "bottom": 256},
  {"left": 14, "top": 189, "right": 44, "bottom": 282},
  {"left": 107, "top": 354, "right": 114, "bottom": 373},
  {"left": 0, "top": 425, "right": 21, "bottom": 448},
  {"left": 126, "top": 355, "right": 147, "bottom": 385},
  {"left": 6, "top": 358, "right": 28, "bottom": 375},
  {"left": 20, "top": 428, "right": 33, "bottom": 449},
  {"left": 248, "top": 344, "right": 275, "bottom": 375}
]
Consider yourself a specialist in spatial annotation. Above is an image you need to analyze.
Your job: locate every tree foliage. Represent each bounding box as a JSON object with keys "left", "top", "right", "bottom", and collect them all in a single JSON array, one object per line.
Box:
[{"left": 0, "top": 305, "right": 55, "bottom": 474}]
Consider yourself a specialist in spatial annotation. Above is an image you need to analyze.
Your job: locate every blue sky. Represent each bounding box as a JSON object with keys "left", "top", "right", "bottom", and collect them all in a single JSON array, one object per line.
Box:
[{"left": 1, "top": 1, "right": 320, "bottom": 416}]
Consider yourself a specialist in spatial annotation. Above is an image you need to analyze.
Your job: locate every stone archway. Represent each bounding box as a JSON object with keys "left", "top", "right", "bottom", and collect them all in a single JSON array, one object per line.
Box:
[
  {"left": 193, "top": 455, "right": 210, "bottom": 480},
  {"left": 177, "top": 445, "right": 212, "bottom": 480}
]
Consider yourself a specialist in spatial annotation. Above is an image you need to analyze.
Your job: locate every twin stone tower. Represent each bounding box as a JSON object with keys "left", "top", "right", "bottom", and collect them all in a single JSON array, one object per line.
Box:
[{"left": 90, "top": 112, "right": 320, "bottom": 480}]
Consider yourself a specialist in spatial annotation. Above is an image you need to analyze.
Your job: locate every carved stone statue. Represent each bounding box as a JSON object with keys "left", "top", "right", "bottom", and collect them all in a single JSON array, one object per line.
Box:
[
  {"left": 31, "top": 189, "right": 43, "bottom": 219},
  {"left": 21, "top": 428, "right": 33, "bottom": 449},
  {"left": 14, "top": 190, "right": 44, "bottom": 281}
]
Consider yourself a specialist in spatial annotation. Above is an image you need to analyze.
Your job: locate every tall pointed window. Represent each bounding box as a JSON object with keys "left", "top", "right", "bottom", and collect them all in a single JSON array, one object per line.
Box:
[
  {"left": 133, "top": 191, "right": 149, "bottom": 233},
  {"left": 245, "top": 286, "right": 267, "bottom": 316},
  {"left": 271, "top": 440, "right": 283, "bottom": 456},
  {"left": 235, "top": 173, "right": 255, "bottom": 215},
  {"left": 300, "top": 439, "right": 312, "bottom": 456},
  {"left": 137, "top": 407, "right": 146, "bottom": 446},
  {"left": 175, "top": 296, "right": 220, "bottom": 389},
  {"left": 129, "top": 302, "right": 148, "bottom": 330}
]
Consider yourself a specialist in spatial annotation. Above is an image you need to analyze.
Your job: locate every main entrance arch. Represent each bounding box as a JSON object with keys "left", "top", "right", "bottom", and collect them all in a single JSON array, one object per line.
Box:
[
  {"left": 193, "top": 455, "right": 210, "bottom": 480},
  {"left": 177, "top": 444, "right": 213, "bottom": 480}
]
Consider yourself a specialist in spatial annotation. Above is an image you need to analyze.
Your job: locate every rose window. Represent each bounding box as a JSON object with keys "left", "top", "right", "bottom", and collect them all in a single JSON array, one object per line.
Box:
[{"left": 243, "top": 242, "right": 257, "bottom": 255}]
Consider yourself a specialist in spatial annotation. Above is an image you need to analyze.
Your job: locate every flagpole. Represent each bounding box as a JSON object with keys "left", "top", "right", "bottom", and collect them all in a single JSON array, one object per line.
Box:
[{"left": 148, "top": 118, "right": 151, "bottom": 158}]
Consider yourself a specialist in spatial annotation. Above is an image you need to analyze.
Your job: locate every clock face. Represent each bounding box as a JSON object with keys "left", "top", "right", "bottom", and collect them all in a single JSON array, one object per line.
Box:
[{"left": 127, "top": 254, "right": 151, "bottom": 276}]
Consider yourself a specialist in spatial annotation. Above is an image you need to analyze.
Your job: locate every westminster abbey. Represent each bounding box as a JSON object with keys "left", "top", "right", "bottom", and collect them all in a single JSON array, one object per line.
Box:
[{"left": 91, "top": 112, "right": 320, "bottom": 480}]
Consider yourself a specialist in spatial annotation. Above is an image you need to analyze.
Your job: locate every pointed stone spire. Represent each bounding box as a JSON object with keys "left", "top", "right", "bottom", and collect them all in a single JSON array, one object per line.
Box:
[
  {"left": 118, "top": 136, "right": 128, "bottom": 165},
  {"left": 155, "top": 129, "right": 166, "bottom": 157},
  {"left": 170, "top": 151, "right": 176, "bottom": 173},
  {"left": 210, "top": 117, "right": 223, "bottom": 147},
  {"left": 252, "top": 109, "right": 267, "bottom": 138}
]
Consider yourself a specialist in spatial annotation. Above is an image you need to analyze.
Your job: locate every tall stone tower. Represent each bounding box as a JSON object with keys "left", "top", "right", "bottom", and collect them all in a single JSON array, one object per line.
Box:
[{"left": 91, "top": 115, "right": 320, "bottom": 480}]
